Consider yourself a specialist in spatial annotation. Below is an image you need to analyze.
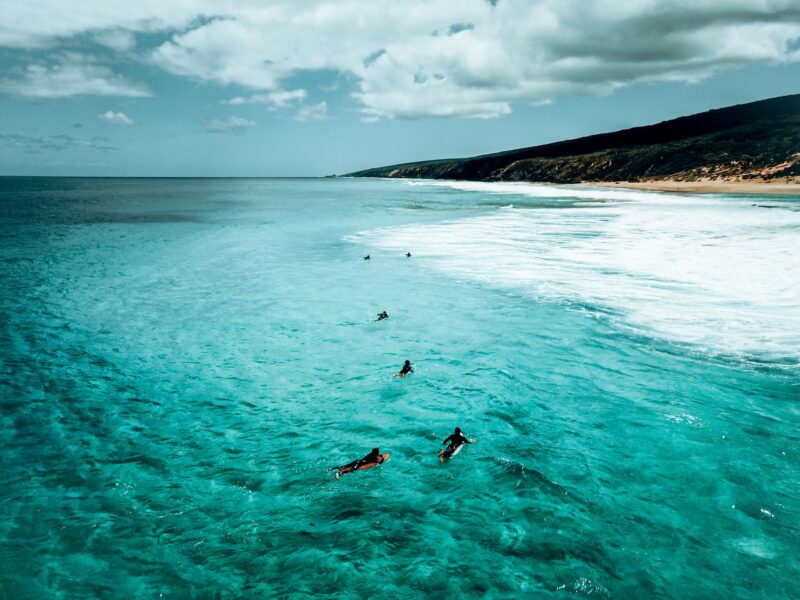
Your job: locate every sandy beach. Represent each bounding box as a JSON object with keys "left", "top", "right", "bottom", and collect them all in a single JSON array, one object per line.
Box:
[{"left": 590, "top": 178, "right": 800, "bottom": 195}]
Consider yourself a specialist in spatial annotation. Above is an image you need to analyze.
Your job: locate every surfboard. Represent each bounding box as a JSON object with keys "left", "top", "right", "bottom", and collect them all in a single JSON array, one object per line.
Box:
[
  {"left": 439, "top": 444, "right": 464, "bottom": 462},
  {"left": 333, "top": 453, "right": 391, "bottom": 477},
  {"left": 439, "top": 439, "right": 476, "bottom": 462}
]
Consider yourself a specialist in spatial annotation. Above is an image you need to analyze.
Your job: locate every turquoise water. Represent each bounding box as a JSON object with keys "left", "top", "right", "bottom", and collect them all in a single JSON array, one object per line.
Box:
[{"left": 1, "top": 177, "right": 798, "bottom": 598}]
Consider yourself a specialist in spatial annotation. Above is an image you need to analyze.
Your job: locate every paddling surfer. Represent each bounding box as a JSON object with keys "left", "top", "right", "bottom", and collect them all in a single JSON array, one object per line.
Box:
[
  {"left": 331, "top": 448, "right": 385, "bottom": 479},
  {"left": 439, "top": 427, "right": 475, "bottom": 462},
  {"left": 375, "top": 311, "right": 389, "bottom": 322},
  {"left": 394, "top": 360, "right": 413, "bottom": 378}
]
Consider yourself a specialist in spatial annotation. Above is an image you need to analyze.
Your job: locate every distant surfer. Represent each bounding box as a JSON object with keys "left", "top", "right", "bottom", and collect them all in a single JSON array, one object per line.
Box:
[
  {"left": 375, "top": 310, "right": 389, "bottom": 322},
  {"left": 363, "top": 254, "right": 370, "bottom": 260},
  {"left": 439, "top": 427, "right": 476, "bottom": 462},
  {"left": 406, "top": 252, "right": 411, "bottom": 257},
  {"left": 394, "top": 360, "right": 413, "bottom": 378},
  {"left": 330, "top": 448, "right": 386, "bottom": 479}
]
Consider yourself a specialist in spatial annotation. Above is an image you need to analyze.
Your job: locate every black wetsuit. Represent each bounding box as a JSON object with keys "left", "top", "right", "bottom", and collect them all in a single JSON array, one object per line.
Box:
[
  {"left": 398, "top": 363, "right": 413, "bottom": 376},
  {"left": 442, "top": 432, "right": 471, "bottom": 458},
  {"left": 340, "top": 452, "right": 383, "bottom": 473},
  {"left": 376, "top": 311, "right": 388, "bottom": 321}
]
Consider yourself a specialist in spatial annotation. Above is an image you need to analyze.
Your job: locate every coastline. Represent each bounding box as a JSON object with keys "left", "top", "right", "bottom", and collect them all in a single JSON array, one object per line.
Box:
[{"left": 586, "top": 178, "right": 800, "bottom": 195}]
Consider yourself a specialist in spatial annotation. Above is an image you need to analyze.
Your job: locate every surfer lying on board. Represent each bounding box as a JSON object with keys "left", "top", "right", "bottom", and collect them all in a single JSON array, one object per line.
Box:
[
  {"left": 375, "top": 310, "right": 389, "bottom": 321},
  {"left": 331, "top": 448, "right": 386, "bottom": 479},
  {"left": 439, "top": 427, "right": 476, "bottom": 462},
  {"left": 394, "top": 360, "right": 413, "bottom": 378}
]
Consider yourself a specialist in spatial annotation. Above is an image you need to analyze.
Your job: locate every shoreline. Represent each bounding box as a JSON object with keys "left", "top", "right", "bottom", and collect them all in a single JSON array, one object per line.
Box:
[{"left": 586, "top": 179, "right": 800, "bottom": 195}]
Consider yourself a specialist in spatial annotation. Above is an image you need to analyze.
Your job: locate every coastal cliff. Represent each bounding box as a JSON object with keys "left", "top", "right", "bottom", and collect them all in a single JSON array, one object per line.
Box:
[{"left": 349, "top": 94, "right": 800, "bottom": 184}]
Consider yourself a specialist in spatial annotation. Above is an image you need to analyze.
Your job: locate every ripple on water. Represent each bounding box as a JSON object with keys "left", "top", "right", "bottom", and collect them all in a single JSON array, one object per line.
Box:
[{"left": 1, "top": 178, "right": 799, "bottom": 598}]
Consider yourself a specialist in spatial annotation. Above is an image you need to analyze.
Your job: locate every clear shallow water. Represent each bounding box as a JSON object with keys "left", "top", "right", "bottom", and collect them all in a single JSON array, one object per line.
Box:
[{"left": 0, "top": 177, "right": 798, "bottom": 598}]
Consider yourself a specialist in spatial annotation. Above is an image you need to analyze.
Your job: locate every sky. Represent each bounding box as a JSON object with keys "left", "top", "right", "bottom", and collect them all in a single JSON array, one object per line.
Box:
[{"left": 1, "top": 0, "right": 799, "bottom": 177}]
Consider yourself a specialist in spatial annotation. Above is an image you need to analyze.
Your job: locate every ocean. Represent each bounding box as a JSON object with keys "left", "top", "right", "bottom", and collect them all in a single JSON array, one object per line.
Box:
[{"left": 1, "top": 177, "right": 798, "bottom": 598}]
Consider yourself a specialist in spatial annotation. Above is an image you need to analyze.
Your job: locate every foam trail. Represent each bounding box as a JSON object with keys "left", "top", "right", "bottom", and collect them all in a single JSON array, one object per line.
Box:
[{"left": 352, "top": 182, "right": 800, "bottom": 363}]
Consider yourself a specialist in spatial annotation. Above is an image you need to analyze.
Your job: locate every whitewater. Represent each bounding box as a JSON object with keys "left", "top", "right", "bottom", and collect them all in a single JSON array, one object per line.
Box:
[{"left": 352, "top": 179, "right": 800, "bottom": 365}]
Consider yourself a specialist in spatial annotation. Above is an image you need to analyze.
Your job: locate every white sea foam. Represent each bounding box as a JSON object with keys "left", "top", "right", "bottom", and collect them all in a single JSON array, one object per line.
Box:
[
  {"left": 351, "top": 181, "right": 800, "bottom": 362},
  {"left": 403, "top": 178, "right": 669, "bottom": 203}
]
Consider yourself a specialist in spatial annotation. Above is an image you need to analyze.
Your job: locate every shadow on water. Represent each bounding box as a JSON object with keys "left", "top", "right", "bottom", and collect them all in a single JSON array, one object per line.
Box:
[
  {"left": 482, "top": 455, "right": 576, "bottom": 500},
  {"left": 379, "top": 382, "right": 408, "bottom": 402}
]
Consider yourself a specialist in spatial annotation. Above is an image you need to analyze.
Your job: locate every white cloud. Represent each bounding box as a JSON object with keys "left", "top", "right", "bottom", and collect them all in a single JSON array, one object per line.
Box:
[
  {"left": 99, "top": 110, "right": 134, "bottom": 125},
  {"left": 0, "top": 1, "right": 212, "bottom": 48},
  {"left": 147, "top": 0, "right": 800, "bottom": 119},
  {"left": 1, "top": 1, "right": 800, "bottom": 118},
  {"left": 93, "top": 29, "right": 136, "bottom": 52},
  {"left": 202, "top": 116, "right": 256, "bottom": 133},
  {"left": 0, "top": 54, "right": 150, "bottom": 98},
  {"left": 294, "top": 101, "right": 329, "bottom": 122},
  {"left": 224, "top": 88, "right": 307, "bottom": 108}
]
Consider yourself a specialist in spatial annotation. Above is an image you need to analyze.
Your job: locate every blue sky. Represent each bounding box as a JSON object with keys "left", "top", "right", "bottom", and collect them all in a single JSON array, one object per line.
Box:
[{"left": 1, "top": 0, "right": 799, "bottom": 177}]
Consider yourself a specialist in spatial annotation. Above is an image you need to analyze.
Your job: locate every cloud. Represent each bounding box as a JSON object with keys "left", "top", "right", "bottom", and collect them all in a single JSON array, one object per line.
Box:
[
  {"left": 0, "top": 132, "right": 116, "bottom": 153},
  {"left": 99, "top": 110, "right": 134, "bottom": 125},
  {"left": 224, "top": 88, "right": 306, "bottom": 108},
  {"left": 93, "top": 29, "right": 136, "bottom": 52},
  {"left": 1, "top": 1, "right": 800, "bottom": 118},
  {"left": 147, "top": 0, "right": 800, "bottom": 119},
  {"left": 294, "top": 101, "right": 328, "bottom": 122},
  {"left": 152, "top": 17, "right": 283, "bottom": 89},
  {"left": 363, "top": 49, "right": 386, "bottom": 68},
  {"left": 202, "top": 116, "right": 256, "bottom": 133},
  {"left": 0, "top": 54, "right": 150, "bottom": 98},
  {"left": 0, "top": 2, "right": 210, "bottom": 49},
  {"left": 444, "top": 23, "right": 475, "bottom": 36}
]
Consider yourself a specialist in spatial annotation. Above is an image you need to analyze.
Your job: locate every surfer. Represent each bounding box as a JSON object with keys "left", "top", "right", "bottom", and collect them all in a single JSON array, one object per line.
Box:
[
  {"left": 394, "top": 360, "right": 413, "bottom": 378},
  {"left": 363, "top": 254, "right": 370, "bottom": 260},
  {"left": 439, "top": 427, "right": 476, "bottom": 462},
  {"left": 406, "top": 252, "right": 411, "bottom": 257},
  {"left": 375, "top": 310, "right": 389, "bottom": 321},
  {"left": 331, "top": 448, "right": 385, "bottom": 479}
]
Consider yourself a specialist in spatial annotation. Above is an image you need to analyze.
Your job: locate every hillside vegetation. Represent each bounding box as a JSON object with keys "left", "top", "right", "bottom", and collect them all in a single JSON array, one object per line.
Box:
[{"left": 349, "top": 95, "right": 800, "bottom": 183}]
